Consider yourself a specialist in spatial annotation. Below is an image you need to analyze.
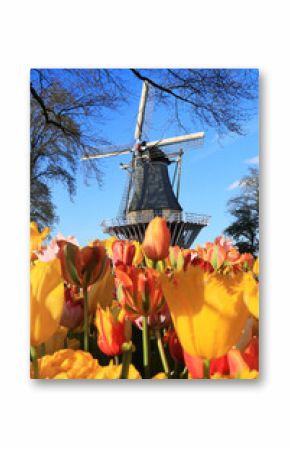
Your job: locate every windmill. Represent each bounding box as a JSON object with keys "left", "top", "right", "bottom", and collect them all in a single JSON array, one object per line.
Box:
[{"left": 82, "top": 81, "right": 210, "bottom": 248}]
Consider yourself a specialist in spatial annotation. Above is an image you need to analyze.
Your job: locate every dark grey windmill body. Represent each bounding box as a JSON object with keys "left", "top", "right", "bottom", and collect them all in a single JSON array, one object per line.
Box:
[{"left": 82, "top": 81, "right": 210, "bottom": 248}]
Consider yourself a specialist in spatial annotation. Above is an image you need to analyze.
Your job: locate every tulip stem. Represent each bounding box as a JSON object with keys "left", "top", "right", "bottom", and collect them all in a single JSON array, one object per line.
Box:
[
  {"left": 203, "top": 359, "right": 210, "bottom": 379},
  {"left": 120, "top": 342, "right": 132, "bottom": 379},
  {"left": 30, "top": 346, "right": 39, "bottom": 379},
  {"left": 40, "top": 342, "right": 46, "bottom": 356},
  {"left": 83, "top": 287, "right": 89, "bottom": 352},
  {"left": 142, "top": 316, "right": 150, "bottom": 379},
  {"left": 114, "top": 355, "right": 119, "bottom": 365},
  {"left": 155, "top": 329, "right": 169, "bottom": 376}
]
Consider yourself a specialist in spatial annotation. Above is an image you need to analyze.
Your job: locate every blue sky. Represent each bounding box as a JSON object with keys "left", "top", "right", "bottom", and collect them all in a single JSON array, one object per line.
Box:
[{"left": 50, "top": 70, "right": 259, "bottom": 247}]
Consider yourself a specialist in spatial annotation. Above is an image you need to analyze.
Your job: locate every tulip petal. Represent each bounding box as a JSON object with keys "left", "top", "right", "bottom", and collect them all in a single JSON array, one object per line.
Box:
[
  {"left": 243, "top": 273, "right": 259, "bottom": 319},
  {"left": 161, "top": 267, "right": 250, "bottom": 359},
  {"left": 30, "top": 259, "right": 64, "bottom": 346}
]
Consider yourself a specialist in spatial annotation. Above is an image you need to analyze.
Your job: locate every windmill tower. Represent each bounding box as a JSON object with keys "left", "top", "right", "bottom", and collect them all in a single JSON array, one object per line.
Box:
[{"left": 82, "top": 81, "right": 210, "bottom": 248}]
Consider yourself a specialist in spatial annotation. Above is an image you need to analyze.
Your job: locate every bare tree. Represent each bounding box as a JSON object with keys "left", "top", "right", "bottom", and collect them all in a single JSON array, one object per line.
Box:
[{"left": 30, "top": 69, "right": 128, "bottom": 227}]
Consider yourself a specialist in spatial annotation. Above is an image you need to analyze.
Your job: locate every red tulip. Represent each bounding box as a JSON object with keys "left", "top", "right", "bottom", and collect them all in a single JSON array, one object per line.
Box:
[{"left": 164, "top": 329, "right": 184, "bottom": 363}]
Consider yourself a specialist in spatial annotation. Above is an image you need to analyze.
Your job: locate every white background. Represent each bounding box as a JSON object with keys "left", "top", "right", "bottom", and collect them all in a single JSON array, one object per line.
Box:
[{"left": 0, "top": 1, "right": 289, "bottom": 448}]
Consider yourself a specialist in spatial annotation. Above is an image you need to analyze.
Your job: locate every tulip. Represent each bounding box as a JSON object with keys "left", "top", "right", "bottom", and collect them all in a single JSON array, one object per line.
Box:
[
  {"left": 60, "top": 286, "right": 84, "bottom": 329},
  {"left": 36, "top": 233, "right": 79, "bottom": 262},
  {"left": 112, "top": 240, "right": 136, "bottom": 267},
  {"left": 243, "top": 271, "right": 259, "bottom": 319},
  {"left": 95, "top": 303, "right": 126, "bottom": 357},
  {"left": 169, "top": 246, "right": 192, "bottom": 272},
  {"left": 227, "top": 348, "right": 254, "bottom": 377},
  {"left": 94, "top": 360, "right": 141, "bottom": 379},
  {"left": 185, "top": 338, "right": 259, "bottom": 379},
  {"left": 57, "top": 241, "right": 107, "bottom": 288},
  {"left": 184, "top": 352, "right": 230, "bottom": 379},
  {"left": 183, "top": 352, "right": 204, "bottom": 379},
  {"left": 160, "top": 266, "right": 253, "bottom": 359},
  {"left": 30, "top": 259, "right": 64, "bottom": 346},
  {"left": 152, "top": 373, "right": 168, "bottom": 380},
  {"left": 134, "top": 303, "right": 171, "bottom": 330},
  {"left": 88, "top": 261, "right": 115, "bottom": 313},
  {"left": 242, "top": 336, "right": 259, "bottom": 371},
  {"left": 115, "top": 266, "right": 164, "bottom": 320},
  {"left": 142, "top": 217, "right": 171, "bottom": 261},
  {"left": 253, "top": 257, "right": 259, "bottom": 278},
  {"left": 194, "top": 237, "right": 254, "bottom": 273},
  {"left": 57, "top": 241, "right": 108, "bottom": 352},
  {"left": 184, "top": 352, "right": 231, "bottom": 379},
  {"left": 30, "top": 222, "right": 50, "bottom": 259},
  {"left": 32, "top": 349, "right": 101, "bottom": 379},
  {"left": 211, "top": 370, "right": 259, "bottom": 380}
]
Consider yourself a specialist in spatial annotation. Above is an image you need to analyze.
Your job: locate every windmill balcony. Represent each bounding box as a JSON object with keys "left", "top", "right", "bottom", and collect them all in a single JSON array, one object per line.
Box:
[{"left": 101, "top": 210, "right": 210, "bottom": 249}]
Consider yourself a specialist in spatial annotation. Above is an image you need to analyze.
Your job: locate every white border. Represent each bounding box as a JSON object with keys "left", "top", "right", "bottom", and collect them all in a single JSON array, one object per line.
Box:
[{"left": 1, "top": 1, "right": 289, "bottom": 447}]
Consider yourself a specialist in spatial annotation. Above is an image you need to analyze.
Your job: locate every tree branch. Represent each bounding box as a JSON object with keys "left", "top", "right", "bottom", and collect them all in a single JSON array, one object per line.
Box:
[
  {"left": 130, "top": 69, "right": 200, "bottom": 108},
  {"left": 30, "top": 83, "right": 78, "bottom": 136}
]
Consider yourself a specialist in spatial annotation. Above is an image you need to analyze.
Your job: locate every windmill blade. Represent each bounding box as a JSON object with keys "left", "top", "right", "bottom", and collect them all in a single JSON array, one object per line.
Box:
[
  {"left": 145, "top": 131, "right": 204, "bottom": 149},
  {"left": 134, "top": 80, "right": 149, "bottom": 140},
  {"left": 81, "top": 147, "right": 132, "bottom": 161},
  {"left": 165, "top": 144, "right": 202, "bottom": 159}
]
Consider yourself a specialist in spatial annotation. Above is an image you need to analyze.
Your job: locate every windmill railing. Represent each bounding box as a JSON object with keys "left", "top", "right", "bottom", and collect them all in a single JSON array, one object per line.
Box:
[{"left": 101, "top": 210, "right": 210, "bottom": 229}]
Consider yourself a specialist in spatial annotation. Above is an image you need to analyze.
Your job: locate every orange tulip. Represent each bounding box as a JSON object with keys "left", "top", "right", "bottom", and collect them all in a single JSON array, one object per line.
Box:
[
  {"left": 95, "top": 303, "right": 126, "bottom": 356},
  {"left": 142, "top": 217, "right": 171, "bottom": 261},
  {"left": 57, "top": 241, "right": 107, "bottom": 288},
  {"left": 112, "top": 240, "right": 136, "bottom": 267},
  {"left": 115, "top": 266, "right": 164, "bottom": 320}
]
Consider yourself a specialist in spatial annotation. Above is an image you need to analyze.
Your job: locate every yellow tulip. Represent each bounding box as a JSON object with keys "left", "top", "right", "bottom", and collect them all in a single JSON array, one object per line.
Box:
[
  {"left": 211, "top": 370, "right": 259, "bottom": 380},
  {"left": 253, "top": 257, "right": 259, "bottom": 278},
  {"left": 31, "top": 349, "right": 101, "bottom": 379},
  {"left": 103, "top": 236, "right": 117, "bottom": 258},
  {"left": 31, "top": 349, "right": 141, "bottom": 379},
  {"left": 132, "top": 241, "right": 144, "bottom": 266},
  {"left": 93, "top": 360, "right": 141, "bottom": 379},
  {"left": 152, "top": 372, "right": 168, "bottom": 379},
  {"left": 30, "top": 259, "right": 65, "bottom": 346},
  {"left": 88, "top": 263, "right": 115, "bottom": 313},
  {"left": 243, "top": 272, "right": 259, "bottom": 319},
  {"left": 30, "top": 222, "right": 50, "bottom": 258},
  {"left": 160, "top": 266, "right": 251, "bottom": 360}
]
